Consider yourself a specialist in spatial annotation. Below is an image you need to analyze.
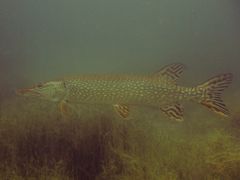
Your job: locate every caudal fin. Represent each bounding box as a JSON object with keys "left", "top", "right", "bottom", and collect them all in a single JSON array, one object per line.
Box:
[{"left": 197, "top": 73, "right": 233, "bottom": 117}]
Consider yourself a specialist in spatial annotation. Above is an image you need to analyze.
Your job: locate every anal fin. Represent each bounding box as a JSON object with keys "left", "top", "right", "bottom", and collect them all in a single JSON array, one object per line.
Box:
[
  {"left": 113, "top": 104, "right": 130, "bottom": 119},
  {"left": 160, "top": 103, "right": 184, "bottom": 122}
]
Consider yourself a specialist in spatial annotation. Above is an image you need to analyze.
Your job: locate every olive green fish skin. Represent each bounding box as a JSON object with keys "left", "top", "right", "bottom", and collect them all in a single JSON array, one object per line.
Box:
[{"left": 63, "top": 75, "right": 202, "bottom": 106}]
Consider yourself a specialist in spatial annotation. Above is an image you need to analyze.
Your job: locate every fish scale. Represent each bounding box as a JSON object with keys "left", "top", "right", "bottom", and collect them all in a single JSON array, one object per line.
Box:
[{"left": 63, "top": 76, "right": 185, "bottom": 105}]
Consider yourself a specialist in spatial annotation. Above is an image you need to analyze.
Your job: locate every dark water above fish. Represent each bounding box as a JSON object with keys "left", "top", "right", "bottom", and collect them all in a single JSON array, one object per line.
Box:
[{"left": 0, "top": 0, "right": 240, "bottom": 179}]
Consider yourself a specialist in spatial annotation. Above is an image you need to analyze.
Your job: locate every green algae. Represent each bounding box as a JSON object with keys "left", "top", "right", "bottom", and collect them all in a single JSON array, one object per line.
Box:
[{"left": 0, "top": 97, "right": 240, "bottom": 179}]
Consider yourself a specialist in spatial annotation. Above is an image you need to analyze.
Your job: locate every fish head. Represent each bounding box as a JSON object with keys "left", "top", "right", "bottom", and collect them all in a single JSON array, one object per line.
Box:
[{"left": 16, "top": 81, "right": 66, "bottom": 102}]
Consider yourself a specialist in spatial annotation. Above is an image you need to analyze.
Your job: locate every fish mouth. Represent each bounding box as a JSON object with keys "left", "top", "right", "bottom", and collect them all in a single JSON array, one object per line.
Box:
[{"left": 15, "top": 88, "right": 42, "bottom": 97}]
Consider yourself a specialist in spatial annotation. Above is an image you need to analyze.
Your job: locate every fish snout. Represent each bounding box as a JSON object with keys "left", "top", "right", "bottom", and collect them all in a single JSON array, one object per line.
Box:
[{"left": 15, "top": 88, "right": 41, "bottom": 96}]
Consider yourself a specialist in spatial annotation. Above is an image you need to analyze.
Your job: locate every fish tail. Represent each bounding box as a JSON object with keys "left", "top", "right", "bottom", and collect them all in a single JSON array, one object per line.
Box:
[{"left": 197, "top": 73, "right": 233, "bottom": 117}]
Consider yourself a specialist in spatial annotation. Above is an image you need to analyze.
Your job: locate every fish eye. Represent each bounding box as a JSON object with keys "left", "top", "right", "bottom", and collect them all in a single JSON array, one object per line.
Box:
[{"left": 36, "top": 82, "right": 44, "bottom": 88}]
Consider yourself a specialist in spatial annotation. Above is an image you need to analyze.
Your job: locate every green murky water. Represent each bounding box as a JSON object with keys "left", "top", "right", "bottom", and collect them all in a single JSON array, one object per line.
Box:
[{"left": 0, "top": 0, "right": 240, "bottom": 179}]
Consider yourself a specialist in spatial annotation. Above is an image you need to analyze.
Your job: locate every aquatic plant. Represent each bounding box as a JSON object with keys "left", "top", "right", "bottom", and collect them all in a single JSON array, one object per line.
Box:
[
  {"left": 205, "top": 130, "right": 240, "bottom": 179},
  {"left": 0, "top": 96, "right": 240, "bottom": 179}
]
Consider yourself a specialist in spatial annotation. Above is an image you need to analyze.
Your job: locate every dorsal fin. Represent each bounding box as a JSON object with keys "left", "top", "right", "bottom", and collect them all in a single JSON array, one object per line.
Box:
[{"left": 154, "top": 63, "right": 185, "bottom": 82}]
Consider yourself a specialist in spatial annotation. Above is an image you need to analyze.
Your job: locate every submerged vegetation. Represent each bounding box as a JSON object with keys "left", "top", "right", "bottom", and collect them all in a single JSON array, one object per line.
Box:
[{"left": 0, "top": 96, "right": 240, "bottom": 179}]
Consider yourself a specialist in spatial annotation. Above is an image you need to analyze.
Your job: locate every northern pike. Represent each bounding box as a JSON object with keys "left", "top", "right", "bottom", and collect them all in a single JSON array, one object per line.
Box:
[{"left": 16, "top": 63, "right": 233, "bottom": 121}]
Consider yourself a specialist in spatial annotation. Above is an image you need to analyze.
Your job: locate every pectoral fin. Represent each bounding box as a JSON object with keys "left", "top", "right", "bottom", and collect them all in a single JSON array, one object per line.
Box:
[
  {"left": 59, "top": 100, "right": 72, "bottom": 116},
  {"left": 113, "top": 104, "right": 130, "bottom": 119},
  {"left": 160, "top": 103, "right": 184, "bottom": 122}
]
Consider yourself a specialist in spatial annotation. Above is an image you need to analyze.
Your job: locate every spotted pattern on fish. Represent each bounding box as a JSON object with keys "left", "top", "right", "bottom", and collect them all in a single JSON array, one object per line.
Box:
[{"left": 63, "top": 74, "right": 194, "bottom": 107}]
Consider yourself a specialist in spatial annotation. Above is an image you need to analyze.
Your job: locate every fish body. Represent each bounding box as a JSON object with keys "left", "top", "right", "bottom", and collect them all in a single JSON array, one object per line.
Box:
[
  {"left": 63, "top": 75, "right": 199, "bottom": 106},
  {"left": 16, "top": 63, "right": 233, "bottom": 121}
]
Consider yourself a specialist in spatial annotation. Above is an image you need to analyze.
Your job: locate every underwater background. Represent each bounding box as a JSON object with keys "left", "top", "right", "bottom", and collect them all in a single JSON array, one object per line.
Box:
[{"left": 0, "top": 0, "right": 240, "bottom": 179}]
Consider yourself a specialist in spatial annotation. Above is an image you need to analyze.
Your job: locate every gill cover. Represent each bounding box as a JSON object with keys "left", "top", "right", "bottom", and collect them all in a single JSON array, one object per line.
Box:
[{"left": 16, "top": 81, "right": 65, "bottom": 102}]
